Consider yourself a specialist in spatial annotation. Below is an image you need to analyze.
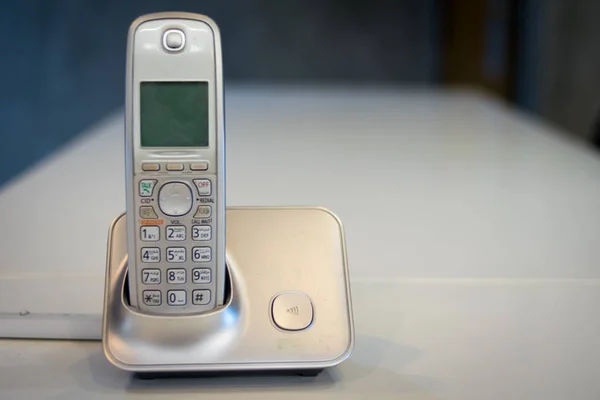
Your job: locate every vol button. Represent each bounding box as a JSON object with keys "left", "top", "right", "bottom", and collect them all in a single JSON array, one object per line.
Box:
[{"left": 158, "top": 182, "right": 193, "bottom": 217}]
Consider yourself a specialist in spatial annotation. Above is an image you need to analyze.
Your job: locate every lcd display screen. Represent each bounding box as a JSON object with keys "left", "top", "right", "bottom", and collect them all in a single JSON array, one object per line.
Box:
[{"left": 140, "top": 81, "right": 209, "bottom": 147}]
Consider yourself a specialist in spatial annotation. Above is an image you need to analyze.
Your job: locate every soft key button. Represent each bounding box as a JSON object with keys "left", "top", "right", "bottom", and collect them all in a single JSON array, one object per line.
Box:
[
  {"left": 190, "top": 162, "right": 208, "bottom": 171},
  {"left": 166, "top": 163, "right": 184, "bottom": 171},
  {"left": 142, "top": 163, "right": 160, "bottom": 171}
]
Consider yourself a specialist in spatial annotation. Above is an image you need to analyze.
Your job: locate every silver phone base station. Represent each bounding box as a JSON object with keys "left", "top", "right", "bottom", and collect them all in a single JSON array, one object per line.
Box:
[{"left": 102, "top": 207, "right": 354, "bottom": 377}]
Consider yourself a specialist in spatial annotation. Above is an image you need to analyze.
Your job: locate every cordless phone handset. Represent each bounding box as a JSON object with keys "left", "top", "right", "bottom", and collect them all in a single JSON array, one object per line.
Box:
[{"left": 125, "top": 13, "right": 226, "bottom": 314}]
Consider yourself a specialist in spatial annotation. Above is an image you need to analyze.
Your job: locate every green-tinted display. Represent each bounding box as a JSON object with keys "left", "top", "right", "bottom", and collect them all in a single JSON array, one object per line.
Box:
[{"left": 140, "top": 81, "right": 209, "bottom": 147}]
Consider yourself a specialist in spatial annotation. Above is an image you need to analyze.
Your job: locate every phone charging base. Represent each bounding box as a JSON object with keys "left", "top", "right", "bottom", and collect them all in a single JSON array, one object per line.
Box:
[{"left": 102, "top": 207, "right": 354, "bottom": 375}]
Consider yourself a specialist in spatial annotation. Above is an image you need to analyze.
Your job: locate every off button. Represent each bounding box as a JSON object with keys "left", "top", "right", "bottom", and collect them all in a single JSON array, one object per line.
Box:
[{"left": 271, "top": 292, "right": 313, "bottom": 331}]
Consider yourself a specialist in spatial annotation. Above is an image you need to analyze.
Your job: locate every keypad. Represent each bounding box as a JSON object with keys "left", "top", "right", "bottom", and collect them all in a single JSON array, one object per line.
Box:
[
  {"left": 165, "top": 225, "right": 186, "bottom": 241},
  {"left": 192, "top": 268, "right": 211, "bottom": 283},
  {"left": 192, "top": 225, "right": 212, "bottom": 241},
  {"left": 135, "top": 169, "right": 217, "bottom": 311},
  {"left": 192, "top": 289, "right": 211, "bottom": 305},
  {"left": 167, "top": 268, "right": 186, "bottom": 284},
  {"left": 140, "top": 226, "right": 159, "bottom": 241},
  {"left": 192, "top": 247, "right": 211, "bottom": 262},
  {"left": 141, "top": 247, "right": 160, "bottom": 262},
  {"left": 143, "top": 290, "right": 162, "bottom": 306},
  {"left": 167, "top": 290, "right": 186, "bottom": 305},
  {"left": 166, "top": 247, "right": 186, "bottom": 263},
  {"left": 142, "top": 269, "right": 161, "bottom": 284}
]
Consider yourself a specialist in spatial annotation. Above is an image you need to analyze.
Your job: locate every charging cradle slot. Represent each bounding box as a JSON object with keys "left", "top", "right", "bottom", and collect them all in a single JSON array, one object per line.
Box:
[{"left": 102, "top": 207, "right": 354, "bottom": 375}]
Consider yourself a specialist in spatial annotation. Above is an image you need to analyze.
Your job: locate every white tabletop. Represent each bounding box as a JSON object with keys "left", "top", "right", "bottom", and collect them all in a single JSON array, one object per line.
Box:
[{"left": 2, "top": 86, "right": 600, "bottom": 399}]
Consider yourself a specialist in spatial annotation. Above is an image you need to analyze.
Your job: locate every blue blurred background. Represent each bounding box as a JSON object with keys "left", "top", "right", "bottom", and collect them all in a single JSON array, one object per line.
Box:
[{"left": 1, "top": 0, "right": 599, "bottom": 187}]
